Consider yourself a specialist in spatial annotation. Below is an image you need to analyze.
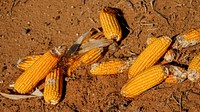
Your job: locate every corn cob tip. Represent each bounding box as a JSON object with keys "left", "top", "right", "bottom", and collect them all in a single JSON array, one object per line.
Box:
[
  {"left": 17, "top": 58, "right": 26, "bottom": 69},
  {"left": 187, "top": 69, "right": 199, "bottom": 82},
  {"left": 110, "top": 34, "right": 121, "bottom": 42},
  {"left": 163, "top": 50, "right": 175, "bottom": 63},
  {"left": 102, "top": 7, "right": 117, "bottom": 15},
  {"left": 163, "top": 66, "right": 169, "bottom": 78},
  {"left": 16, "top": 55, "right": 42, "bottom": 71},
  {"left": 50, "top": 46, "right": 67, "bottom": 57},
  {"left": 49, "top": 100, "right": 60, "bottom": 105},
  {"left": 90, "top": 63, "right": 99, "bottom": 72},
  {"left": 146, "top": 36, "right": 157, "bottom": 45},
  {"left": 118, "top": 58, "right": 137, "bottom": 73},
  {"left": 178, "top": 72, "right": 188, "bottom": 82},
  {"left": 162, "top": 36, "right": 172, "bottom": 42},
  {"left": 167, "top": 65, "right": 187, "bottom": 83},
  {"left": 120, "top": 89, "right": 126, "bottom": 97}
]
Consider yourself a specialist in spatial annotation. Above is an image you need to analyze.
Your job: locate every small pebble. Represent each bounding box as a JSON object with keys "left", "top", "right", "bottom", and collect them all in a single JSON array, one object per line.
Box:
[
  {"left": 22, "top": 28, "right": 31, "bottom": 35},
  {"left": 2, "top": 63, "right": 7, "bottom": 72},
  {"left": 0, "top": 80, "right": 4, "bottom": 84}
]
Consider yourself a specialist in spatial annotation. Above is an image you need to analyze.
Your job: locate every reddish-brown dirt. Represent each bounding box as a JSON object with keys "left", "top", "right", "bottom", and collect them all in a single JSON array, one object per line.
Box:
[{"left": 0, "top": 0, "right": 200, "bottom": 111}]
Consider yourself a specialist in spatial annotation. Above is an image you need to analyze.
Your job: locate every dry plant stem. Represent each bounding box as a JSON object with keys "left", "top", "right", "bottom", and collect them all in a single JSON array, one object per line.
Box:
[
  {"left": 171, "top": 94, "right": 183, "bottom": 112},
  {"left": 10, "top": 0, "right": 20, "bottom": 16},
  {"left": 10, "top": 0, "right": 16, "bottom": 16},
  {"left": 81, "top": 0, "right": 85, "bottom": 4},
  {"left": 125, "top": 0, "right": 136, "bottom": 11},
  {"left": 150, "top": 0, "right": 171, "bottom": 26},
  {"left": 142, "top": 0, "right": 148, "bottom": 13}
]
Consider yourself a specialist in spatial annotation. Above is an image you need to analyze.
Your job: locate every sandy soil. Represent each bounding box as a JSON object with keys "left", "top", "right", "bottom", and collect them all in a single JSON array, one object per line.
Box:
[{"left": 0, "top": 0, "right": 200, "bottom": 111}]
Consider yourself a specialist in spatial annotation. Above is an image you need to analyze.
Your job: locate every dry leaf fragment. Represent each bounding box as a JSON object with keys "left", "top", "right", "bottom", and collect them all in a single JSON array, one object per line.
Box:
[
  {"left": 0, "top": 88, "right": 43, "bottom": 100},
  {"left": 79, "top": 39, "right": 113, "bottom": 54}
]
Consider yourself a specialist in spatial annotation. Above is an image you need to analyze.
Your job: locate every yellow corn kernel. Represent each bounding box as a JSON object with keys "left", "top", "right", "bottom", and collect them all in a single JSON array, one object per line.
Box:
[
  {"left": 90, "top": 58, "right": 133, "bottom": 75},
  {"left": 67, "top": 48, "right": 103, "bottom": 76},
  {"left": 14, "top": 46, "right": 66, "bottom": 94},
  {"left": 44, "top": 68, "right": 63, "bottom": 105},
  {"left": 128, "top": 36, "right": 172, "bottom": 78},
  {"left": 121, "top": 65, "right": 169, "bottom": 98},
  {"left": 79, "top": 48, "right": 103, "bottom": 64},
  {"left": 173, "top": 28, "right": 200, "bottom": 49},
  {"left": 99, "top": 7, "right": 122, "bottom": 41},
  {"left": 164, "top": 65, "right": 187, "bottom": 83},
  {"left": 17, "top": 55, "right": 42, "bottom": 71},
  {"left": 164, "top": 75, "right": 178, "bottom": 83},
  {"left": 187, "top": 53, "right": 200, "bottom": 82}
]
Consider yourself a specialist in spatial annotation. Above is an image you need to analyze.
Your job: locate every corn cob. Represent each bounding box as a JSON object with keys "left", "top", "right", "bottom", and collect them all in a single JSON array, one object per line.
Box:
[
  {"left": 17, "top": 55, "right": 42, "bottom": 71},
  {"left": 90, "top": 58, "right": 135, "bottom": 75},
  {"left": 14, "top": 46, "right": 66, "bottom": 94},
  {"left": 147, "top": 36, "right": 175, "bottom": 64},
  {"left": 128, "top": 36, "right": 172, "bottom": 78},
  {"left": 173, "top": 28, "right": 200, "bottom": 49},
  {"left": 79, "top": 48, "right": 103, "bottom": 64},
  {"left": 99, "top": 7, "right": 122, "bottom": 41},
  {"left": 121, "top": 65, "right": 169, "bottom": 98},
  {"left": 187, "top": 53, "right": 200, "bottom": 82},
  {"left": 44, "top": 68, "right": 63, "bottom": 105},
  {"left": 67, "top": 48, "right": 103, "bottom": 76},
  {"left": 164, "top": 65, "right": 187, "bottom": 83}
]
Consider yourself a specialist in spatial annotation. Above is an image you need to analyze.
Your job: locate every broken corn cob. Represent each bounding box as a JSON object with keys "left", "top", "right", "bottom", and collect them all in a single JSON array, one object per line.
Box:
[
  {"left": 121, "top": 65, "right": 169, "bottom": 98},
  {"left": 164, "top": 75, "right": 178, "bottom": 83},
  {"left": 14, "top": 46, "right": 66, "bottom": 94},
  {"left": 67, "top": 48, "right": 103, "bottom": 76},
  {"left": 162, "top": 49, "right": 176, "bottom": 64},
  {"left": 17, "top": 55, "right": 42, "bottom": 71},
  {"left": 173, "top": 28, "right": 200, "bottom": 49},
  {"left": 100, "top": 7, "right": 122, "bottom": 41},
  {"left": 187, "top": 53, "right": 200, "bottom": 82},
  {"left": 90, "top": 59, "right": 132, "bottom": 75},
  {"left": 128, "top": 36, "right": 172, "bottom": 78},
  {"left": 44, "top": 68, "right": 63, "bottom": 105},
  {"left": 164, "top": 65, "right": 187, "bottom": 83}
]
